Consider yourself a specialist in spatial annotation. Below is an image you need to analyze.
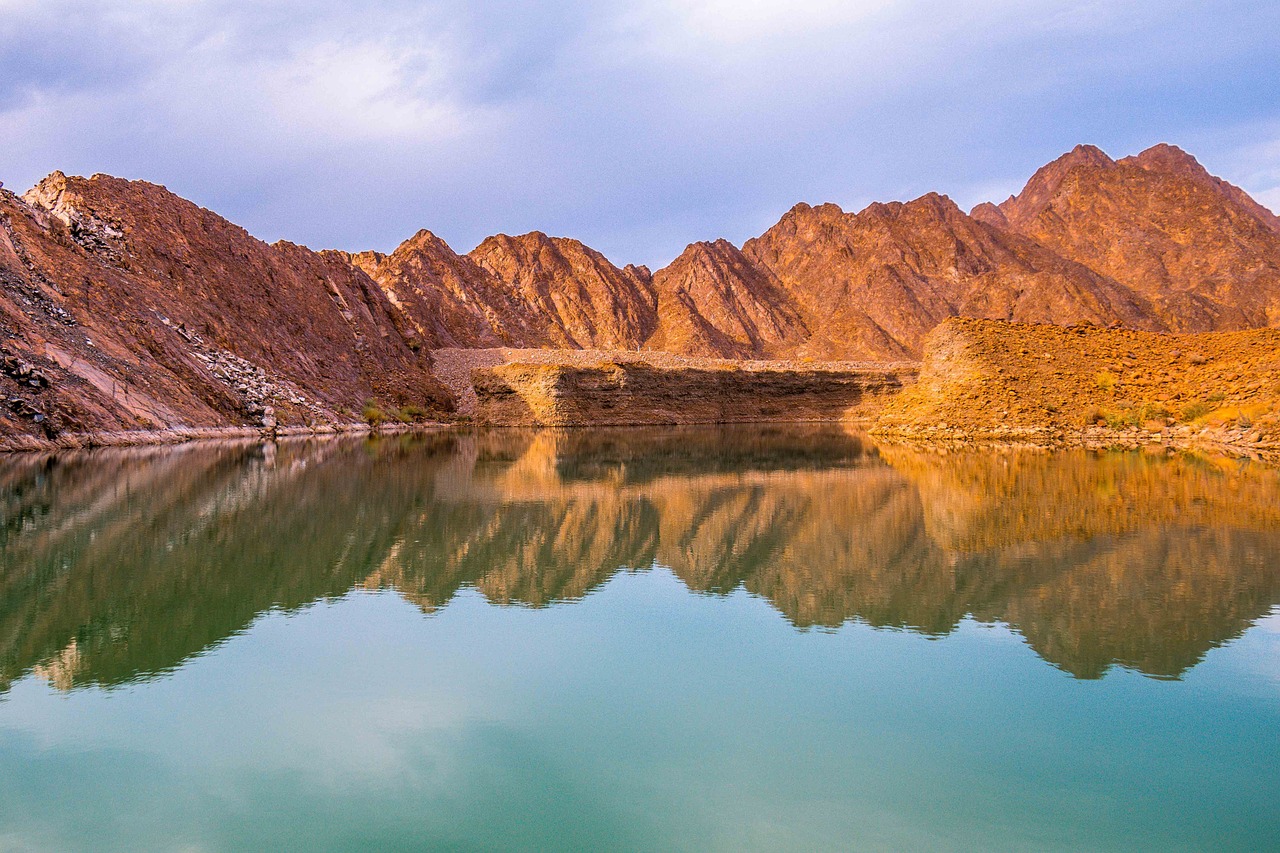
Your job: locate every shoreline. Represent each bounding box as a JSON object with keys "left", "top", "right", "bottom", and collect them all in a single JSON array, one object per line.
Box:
[
  {"left": 871, "top": 422, "right": 1280, "bottom": 462},
  {"left": 4, "top": 416, "right": 1279, "bottom": 465},
  {"left": 0, "top": 421, "right": 452, "bottom": 454}
]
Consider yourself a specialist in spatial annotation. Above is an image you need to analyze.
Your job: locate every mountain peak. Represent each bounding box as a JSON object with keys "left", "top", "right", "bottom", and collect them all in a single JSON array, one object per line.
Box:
[
  {"left": 1127, "top": 143, "right": 1208, "bottom": 177},
  {"left": 996, "top": 144, "right": 1117, "bottom": 227}
]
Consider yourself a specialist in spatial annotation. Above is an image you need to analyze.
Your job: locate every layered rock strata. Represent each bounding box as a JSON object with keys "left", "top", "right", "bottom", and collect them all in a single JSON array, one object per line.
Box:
[{"left": 472, "top": 360, "right": 916, "bottom": 426}]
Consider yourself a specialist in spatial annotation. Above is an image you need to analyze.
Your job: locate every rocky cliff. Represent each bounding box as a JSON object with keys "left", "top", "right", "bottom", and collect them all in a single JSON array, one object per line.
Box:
[
  {"left": 978, "top": 144, "right": 1280, "bottom": 331},
  {"left": 4, "top": 140, "right": 1280, "bottom": 444},
  {"left": 347, "top": 142, "right": 1280, "bottom": 364},
  {"left": 470, "top": 231, "right": 658, "bottom": 350}
]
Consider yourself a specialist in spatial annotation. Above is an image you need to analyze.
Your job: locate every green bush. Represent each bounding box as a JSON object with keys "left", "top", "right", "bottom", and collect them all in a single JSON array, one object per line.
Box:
[{"left": 362, "top": 399, "right": 387, "bottom": 427}]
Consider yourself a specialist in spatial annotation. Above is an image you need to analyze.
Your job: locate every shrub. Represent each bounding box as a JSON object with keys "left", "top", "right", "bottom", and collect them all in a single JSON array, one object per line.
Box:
[
  {"left": 362, "top": 399, "right": 387, "bottom": 428},
  {"left": 1136, "top": 402, "right": 1169, "bottom": 424},
  {"left": 1094, "top": 371, "right": 1119, "bottom": 392},
  {"left": 1180, "top": 401, "right": 1212, "bottom": 422}
]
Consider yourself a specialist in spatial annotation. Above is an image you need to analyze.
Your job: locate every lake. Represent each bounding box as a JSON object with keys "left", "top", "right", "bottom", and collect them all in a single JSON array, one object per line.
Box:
[{"left": 1, "top": 427, "right": 1277, "bottom": 851}]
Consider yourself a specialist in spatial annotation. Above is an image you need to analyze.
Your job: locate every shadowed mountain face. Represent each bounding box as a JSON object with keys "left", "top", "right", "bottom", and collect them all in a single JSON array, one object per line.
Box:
[{"left": 3, "top": 428, "right": 1280, "bottom": 692}]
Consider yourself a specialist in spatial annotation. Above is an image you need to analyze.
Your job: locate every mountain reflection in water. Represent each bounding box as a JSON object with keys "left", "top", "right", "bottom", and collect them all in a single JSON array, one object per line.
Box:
[{"left": 3, "top": 426, "right": 1280, "bottom": 693}]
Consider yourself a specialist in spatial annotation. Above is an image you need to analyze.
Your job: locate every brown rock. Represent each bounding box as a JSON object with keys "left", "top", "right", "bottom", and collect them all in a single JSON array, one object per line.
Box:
[{"left": 646, "top": 239, "right": 808, "bottom": 358}]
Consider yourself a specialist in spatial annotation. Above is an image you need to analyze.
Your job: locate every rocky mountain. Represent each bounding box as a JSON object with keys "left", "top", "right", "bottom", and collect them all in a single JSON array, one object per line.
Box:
[
  {"left": 646, "top": 239, "right": 808, "bottom": 358},
  {"left": 1, "top": 172, "right": 450, "bottom": 445},
  {"left": 367, "top": 142, "right": 1278, "bottom": 364},
  {"left": 470, "top": 231, "right": 658, "bottom": 350},
  {"left": 3, "top": 141, "right": 1279, "bottom": 442},
  {"left": 349, "top": 229, "right": 548, "bottom": 349},
  {"left": 975, "top": 143, "right": 1280, "bottom": 331},
  {"left": 742, "top": 193, "right": 1162, "bottom": 359}
]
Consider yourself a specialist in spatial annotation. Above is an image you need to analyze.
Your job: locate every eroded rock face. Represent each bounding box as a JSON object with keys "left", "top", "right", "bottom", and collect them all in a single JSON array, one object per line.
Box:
[
  {"left": 472, "top": 360, "right": 916, "bottom": 426},
  {"left": 5, "top": 139, "right": 1280, "bottom": 445},
  {"left": 340, "top": 142, "right": 1280, "bottom": 367},
  {"left": 0, "top": 173, "right": 450, "bottom": 444},
  {"left": 350, "top": 229, "right": 549, "bottom": 349}
]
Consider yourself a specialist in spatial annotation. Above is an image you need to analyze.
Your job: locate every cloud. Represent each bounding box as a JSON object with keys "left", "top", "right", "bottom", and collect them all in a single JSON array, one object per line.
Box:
[{"left": 0, "top": 0, "right": 1277, "bottom": 265}]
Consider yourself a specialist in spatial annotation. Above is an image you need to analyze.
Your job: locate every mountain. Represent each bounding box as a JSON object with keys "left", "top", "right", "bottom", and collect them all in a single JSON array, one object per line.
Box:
[
  {"left": 742, "top": 193, "right": 1161, "bottom": 359},
  {"left": 349, "top": 229, "right": 548, "bottom": 349},
  {"left": 469, "top": 231, "right": 658, "bottom": 350},
  {"left": 646, "top": 239, "right": 808, "bottom": 358},
  {"left": 3, "top": 141, "right": 1280, "bottom": 442},
  {"left": 978, "top": 143, "right": 1280, "bottom": 331},
  {"left": 1, "top": 172, "right": 449, "bottom": 444}
]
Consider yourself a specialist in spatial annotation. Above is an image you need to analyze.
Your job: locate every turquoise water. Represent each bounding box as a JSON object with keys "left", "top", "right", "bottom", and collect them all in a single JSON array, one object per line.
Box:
[{"left": 0, "top": 428, "right": 1277, "bottom": 851}]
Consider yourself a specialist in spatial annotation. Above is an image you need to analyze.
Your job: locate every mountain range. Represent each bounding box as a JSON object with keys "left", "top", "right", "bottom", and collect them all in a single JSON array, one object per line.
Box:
[{"left": 2, "top": 143, "right": 1279, "bottom": 439}]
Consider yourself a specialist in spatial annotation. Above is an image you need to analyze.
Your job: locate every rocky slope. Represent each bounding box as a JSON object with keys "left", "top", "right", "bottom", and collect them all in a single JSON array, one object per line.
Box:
[
  {"left": 469, "top": 231, "right": 658, "bottom": 350},
  {"left": 741, "top": 193, "right": 1162, "bottom": 359},
  {"left": 348, "top": 229, "right": 548, "bottom": 349},
  {"left": 1, "top": 173, "right": 451, "bottom": 447},
  {"left": 646, "top": 239, "right": 808, "bottom": 358},
  {"left": 876, "top": 317, "right": 1280, "bottom": 455},
  {"left": 4, "top": 140, "right": 1280, "bottom": 444}
]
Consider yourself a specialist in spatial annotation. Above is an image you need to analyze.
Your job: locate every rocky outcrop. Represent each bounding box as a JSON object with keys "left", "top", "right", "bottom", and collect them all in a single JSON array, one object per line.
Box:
[
  {"left": 5, "top": 139, "right": 1280, "bottom": 447},
  {"left": 321, "top": 142, "right": 1280, "bottom": 367},
  {"left": 742, "top": 193, "right": 1162, "bottom": 359},
  {"left": 0, "top": 173, "right": 450, "bottom": 447},
  {"left": 349, "top": 229, "right": 549, "bottom": 349},
  {"left": 472, "top": 359, "right": 915, "bottom": 426}
]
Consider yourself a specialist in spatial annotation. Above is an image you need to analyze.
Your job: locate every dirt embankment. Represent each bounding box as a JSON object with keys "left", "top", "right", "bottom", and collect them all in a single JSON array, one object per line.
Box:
[
  {"left": 875, "top": 318, "right": 1280, "bottom": 457},
  {"left": 471, "top": 357, "right": 916, "bottom": 426},
  {"left": 434, "top": 347, "right": 917, "bottom": 419}
]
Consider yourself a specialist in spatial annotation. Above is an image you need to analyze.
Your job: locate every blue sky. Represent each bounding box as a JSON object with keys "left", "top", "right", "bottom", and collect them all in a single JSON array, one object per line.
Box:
[{"left": 1, "top": 0, "right": 1278, "bottom": 267}]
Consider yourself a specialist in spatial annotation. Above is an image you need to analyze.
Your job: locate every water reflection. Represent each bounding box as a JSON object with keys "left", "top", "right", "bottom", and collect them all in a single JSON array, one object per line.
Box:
[{"left": 3, "top": 427, "right": 1279, "bottom": 691}]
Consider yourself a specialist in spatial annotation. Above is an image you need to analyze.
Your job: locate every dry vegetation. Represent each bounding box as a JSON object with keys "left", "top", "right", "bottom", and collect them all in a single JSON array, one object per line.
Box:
[{"left": 876, "top": 318, "right": 1280, "bottom": 456}]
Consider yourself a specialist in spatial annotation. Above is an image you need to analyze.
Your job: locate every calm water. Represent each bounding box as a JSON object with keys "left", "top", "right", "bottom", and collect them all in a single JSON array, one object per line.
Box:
[{"left": 1, "top": 427, "right": 1278, "bottom": 851}]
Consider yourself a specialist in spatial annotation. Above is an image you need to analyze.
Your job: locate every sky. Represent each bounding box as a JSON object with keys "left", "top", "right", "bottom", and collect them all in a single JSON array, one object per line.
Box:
[{"left": 1, "top": 0, "right": 1278, "bottom": 268}]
